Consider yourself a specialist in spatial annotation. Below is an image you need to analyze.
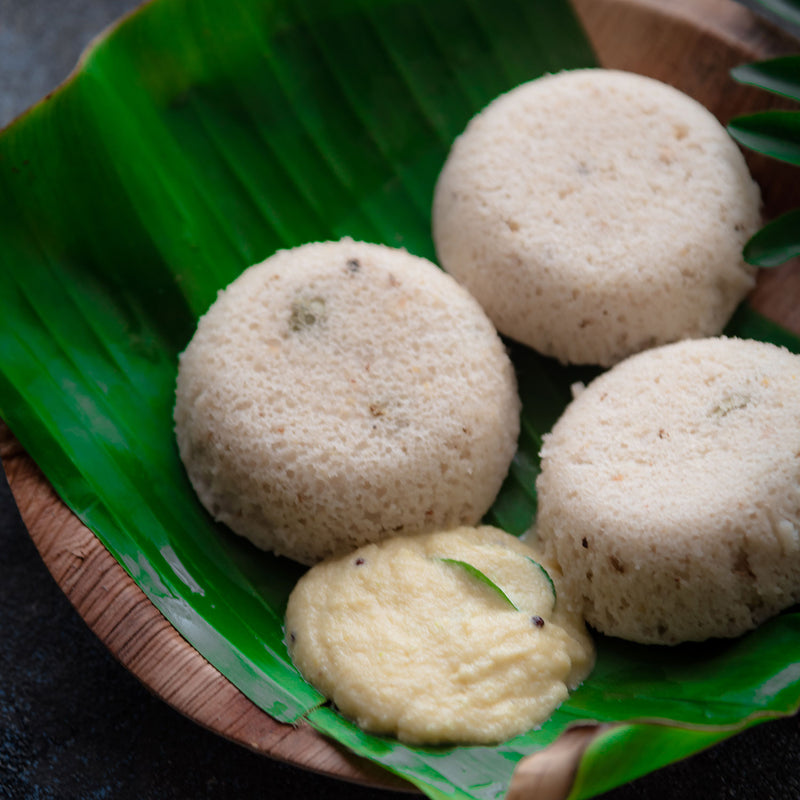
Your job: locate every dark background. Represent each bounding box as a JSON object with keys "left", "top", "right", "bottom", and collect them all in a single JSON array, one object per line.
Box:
[{"left": 2, "top": 1, "right": 800, "bottom": 798}]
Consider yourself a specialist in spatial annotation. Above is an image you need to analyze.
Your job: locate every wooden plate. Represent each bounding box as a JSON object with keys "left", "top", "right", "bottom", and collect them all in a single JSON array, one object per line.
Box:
[{"left": 3, "top": 0, "right": 800, "bottom": 796}]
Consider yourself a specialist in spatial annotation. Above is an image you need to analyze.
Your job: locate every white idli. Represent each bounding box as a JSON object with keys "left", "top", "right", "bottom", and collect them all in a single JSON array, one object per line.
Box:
[
  {"left": 433, "top": 69, "right": 761, "bottom": 366},
  {"left": 535, "top": 337, "right": 800, "bottom": 644},
  {"left": 174, "top": 239, "right": 520, "bottom": 564}
]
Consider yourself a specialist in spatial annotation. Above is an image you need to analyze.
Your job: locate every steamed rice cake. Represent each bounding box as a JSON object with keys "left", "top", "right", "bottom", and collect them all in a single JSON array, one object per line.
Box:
[
  {"left": 535, "top": 337, "right": 800, "bottom": 644},
  {"left": 174, "top": 239, "right": 520, "bottom": 564},
  {"left": 433, "top": 69, "right": 761, "bottom": 366}
]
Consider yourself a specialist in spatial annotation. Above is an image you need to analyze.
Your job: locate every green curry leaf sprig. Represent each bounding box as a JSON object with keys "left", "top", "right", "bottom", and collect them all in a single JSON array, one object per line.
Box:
[{"left": 728, "top": 10, "right": 800, "bottom": 267}]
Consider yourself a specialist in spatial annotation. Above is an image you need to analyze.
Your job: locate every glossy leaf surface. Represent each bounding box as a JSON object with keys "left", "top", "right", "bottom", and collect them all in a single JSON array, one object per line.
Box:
[
  {"left": 730, "top": 44, "right": 800, "bottom": 269},
  {"left": 1, "top": 1, "right": 800, "bottom": 798},
  {"left": 731, "top": 56, "right": 800, "bottom": 101},
  {"left": 743, "top": 208, "right": 800, "bottom": 266},
  {"left": 438, "top": 559, "right": 520, "bottom": 610},
  {"left": 728, "top": 110, "right": 800, "bottom": 165}
]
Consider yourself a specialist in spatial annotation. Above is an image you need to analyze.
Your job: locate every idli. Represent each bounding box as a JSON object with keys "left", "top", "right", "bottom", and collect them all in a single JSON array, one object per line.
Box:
[
  {"left": 433, "top": 69, "right": 761, "bottom": 366},
  {"left": 535, "top": 337, "right": 800, "bottom": 644},
  {"left": 174, "top": 239, "right": 520, "bottom": 564}
]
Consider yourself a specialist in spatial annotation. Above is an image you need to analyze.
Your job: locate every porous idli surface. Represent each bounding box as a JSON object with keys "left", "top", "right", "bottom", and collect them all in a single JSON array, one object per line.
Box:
[
  {"left": 285, "top": 526, "right": 594, "bottom": 745},
  {"left": 433, "top": 68, "right": 761, "bottom": 366},
  {"left": 535, "top": 337, "right": 800, "bottom": 645},
  {"left": 174, "top": 239, "right": 520, "bottom": 564}
]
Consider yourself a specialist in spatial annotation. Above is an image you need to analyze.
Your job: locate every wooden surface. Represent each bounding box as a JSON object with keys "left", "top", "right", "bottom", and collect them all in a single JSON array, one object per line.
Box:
[{"left": 2, "top": 0, "right": 799, "bottom": 798}]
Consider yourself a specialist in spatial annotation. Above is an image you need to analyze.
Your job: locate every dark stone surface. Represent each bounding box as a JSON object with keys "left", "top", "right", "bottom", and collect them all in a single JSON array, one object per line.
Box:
[{"left": 2, "top": 1, "right": 800, "bottom": 798}]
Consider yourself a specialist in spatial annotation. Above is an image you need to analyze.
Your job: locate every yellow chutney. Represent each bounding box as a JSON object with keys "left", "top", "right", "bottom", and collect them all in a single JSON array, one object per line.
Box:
[{"left": 285, "top": 526, "right": 594, "bottom": 745}]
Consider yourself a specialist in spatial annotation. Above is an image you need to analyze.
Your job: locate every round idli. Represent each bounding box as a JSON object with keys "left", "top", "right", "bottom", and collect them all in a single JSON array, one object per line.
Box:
[
  {"left": 432, "top": 68, "right": 761, "bottom": 366},
  {"left": 285, "top": 526, "right": 594, "bottom": 745},
  {"left": 535, "top": 337, "right": 800, "bottom": 645},
  {"left": 174, "top": 239, "right": 520, "bottom": 564}
]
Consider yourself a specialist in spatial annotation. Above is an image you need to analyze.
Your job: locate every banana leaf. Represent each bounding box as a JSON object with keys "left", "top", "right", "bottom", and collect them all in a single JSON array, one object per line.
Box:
[{"left": 2, "top": 1, "right": 800, "bottom": 798}]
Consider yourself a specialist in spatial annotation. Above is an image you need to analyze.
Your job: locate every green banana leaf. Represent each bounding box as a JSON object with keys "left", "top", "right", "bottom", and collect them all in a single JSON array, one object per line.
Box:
[{"left": 2, "top": 1, "right": 800, "bottom": 798}]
